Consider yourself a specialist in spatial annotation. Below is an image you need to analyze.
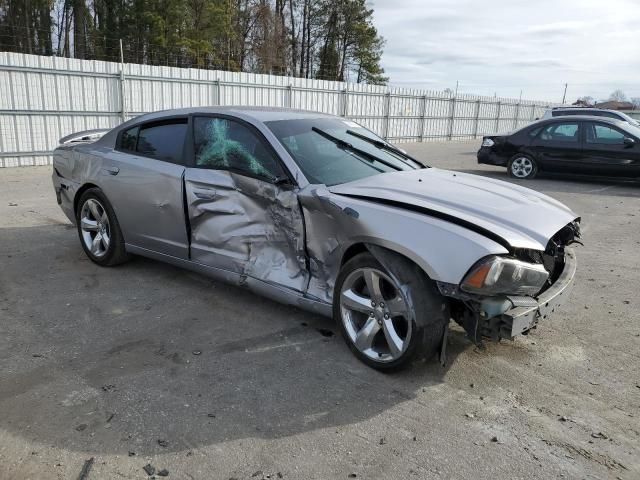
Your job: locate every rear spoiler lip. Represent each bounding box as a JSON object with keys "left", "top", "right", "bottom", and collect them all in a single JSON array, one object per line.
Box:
[{"left": 59, "top": 128, "right": 111, "bottom": 145}]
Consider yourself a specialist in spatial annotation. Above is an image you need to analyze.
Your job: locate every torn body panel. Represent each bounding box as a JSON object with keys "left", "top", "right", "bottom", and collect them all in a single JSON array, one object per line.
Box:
[
  {"left": 184, "top": 168, "right": 308, "bottom": 293},
  {"left": 297, "top": 185, "right": 510, "bottom": 304}
]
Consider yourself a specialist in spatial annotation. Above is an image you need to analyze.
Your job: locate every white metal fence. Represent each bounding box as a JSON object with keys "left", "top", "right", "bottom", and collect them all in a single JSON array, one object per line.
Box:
[{"left": 0, "top": 52, "right": 555, "bottom": 168}]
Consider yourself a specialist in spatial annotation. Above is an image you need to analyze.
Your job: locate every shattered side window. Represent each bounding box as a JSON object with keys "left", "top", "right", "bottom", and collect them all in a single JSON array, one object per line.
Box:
[{"left": 194, "top": 117, "right": 285, "bottom": 181}]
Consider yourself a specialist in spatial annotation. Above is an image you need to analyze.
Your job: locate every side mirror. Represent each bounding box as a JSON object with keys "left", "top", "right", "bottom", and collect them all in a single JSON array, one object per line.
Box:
[{"left": 623, "top": 137, "right": 636, "bottom": 147}]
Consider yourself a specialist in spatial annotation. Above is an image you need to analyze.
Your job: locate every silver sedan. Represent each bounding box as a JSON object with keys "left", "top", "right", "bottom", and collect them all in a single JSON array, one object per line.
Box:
[{"left": 52, "top": 107, "right": 580, "bottom": 370}]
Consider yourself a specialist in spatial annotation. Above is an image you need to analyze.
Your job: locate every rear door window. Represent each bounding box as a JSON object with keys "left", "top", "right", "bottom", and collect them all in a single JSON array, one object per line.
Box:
[
  {"left": 118, "top": 126, "right": 139, "bottom": 151},
  {"left": 538, "top": 123, "right": 580, "bottom": 142},
  {"left": 135, "top": 119, "right": 188, "bottom": 163}
]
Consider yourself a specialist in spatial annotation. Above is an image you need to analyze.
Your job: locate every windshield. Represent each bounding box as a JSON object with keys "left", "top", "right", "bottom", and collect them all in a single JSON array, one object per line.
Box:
[
  {"left": 617, "top": 111, "right": 640, "bottom": 126},
  {"left": 266, "top": 118, "right": 421, "bottom": 186},
  {"left": 622, "top": 122, "right": 640, "bottom": 138}
]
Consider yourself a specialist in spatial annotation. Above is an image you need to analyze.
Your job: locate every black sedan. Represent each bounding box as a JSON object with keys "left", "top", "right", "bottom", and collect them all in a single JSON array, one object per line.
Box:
[{"left": 477, "top": 116, "right": 640, "bottom": 179}]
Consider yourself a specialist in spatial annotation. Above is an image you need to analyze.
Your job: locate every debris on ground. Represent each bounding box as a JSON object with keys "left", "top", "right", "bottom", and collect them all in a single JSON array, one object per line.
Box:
[
  {"left": 75, "top": 424, "right": 87, "bottom": 432},
  {"left": 348, "top": 474, "right": 357, "bottom": 478},
  {"left": 128, "top": 451, "right": 135, "bottom": 457},
  {"left": 8, "top": 202, "right": 17, "bottom": 206},
  {"left": 101, "top": 384, "right": 116, "bottom": 392},
  {"left": 591, "top": 432, "right": 609, "bottom": 439},
  {"left": 106, "top": 413, "right": 115, "bottom": 423},
  {"left": 559, "top": 416, "right": 568, "bottom": 422},
  {"left": 77, "top": 457, "right": 94, "bottom": 480},
  {"left": 379, "top": 437, "right": 385, "bottom": 445},
  {"left": 143, "top": 463, "right": 156, "bottom": 476},
  {"left": 315, "top": 328, "right": 334, "bottom": 337},
  {"left": 491, "top": 436, "right": 499, "bottom": 443},
  {"left": 192, "top": 350, "right": 202, "bottom": 355},
  {"left": 157, "top": 439, "right": 169, "bottom": 447},
  {"left": 207, "top": 413, "right": 216, "bottom": 418},
  {"left": 157, "top": 469, "right": 169, "bottom": 476},
  {"left": 465, "top": 413, "right": 475, "bottom": 418}
]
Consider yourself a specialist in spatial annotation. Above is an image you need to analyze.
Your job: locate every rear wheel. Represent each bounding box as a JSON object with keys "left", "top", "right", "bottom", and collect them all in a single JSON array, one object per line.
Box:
[
  {"left": 76, "top": 188, "right": 129, "bottom": 266},
  {"left": 508, "top": 154, "right": 538, "bottom": 179},
  {"left": 334, "top": 251, "right": 449, "bottom": 370}
]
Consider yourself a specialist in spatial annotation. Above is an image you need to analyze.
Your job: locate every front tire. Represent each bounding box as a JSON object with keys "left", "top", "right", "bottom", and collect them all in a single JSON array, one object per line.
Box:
[
  {"left": 508, "top": 154, "right": 538, "bottom": 179},
  {"left": 334, "top": 251, "right": 449, "bottom": 370},
  {"left": 76, "top": 188, "right": 129, "bottom": 266}
]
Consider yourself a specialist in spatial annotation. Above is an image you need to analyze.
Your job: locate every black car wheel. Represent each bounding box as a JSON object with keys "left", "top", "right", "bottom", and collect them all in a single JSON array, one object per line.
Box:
[
  {"left": 334, "top": 251, "right": 449, "bottom": 370},
  {"left": 76, "top": 188, "right": 130, "bottom": 266},
  {"left": 508, "top": 154, "right": 538, "bottom": 179}
]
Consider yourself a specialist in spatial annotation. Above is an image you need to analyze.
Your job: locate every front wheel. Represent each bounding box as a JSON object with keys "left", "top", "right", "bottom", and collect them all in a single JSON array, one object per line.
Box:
[
  {"left": 508, "top": 154, "right": 538, "bottom": 179},
  {"left": 334, "top": 251, "right": 449, "bottom": 370}
]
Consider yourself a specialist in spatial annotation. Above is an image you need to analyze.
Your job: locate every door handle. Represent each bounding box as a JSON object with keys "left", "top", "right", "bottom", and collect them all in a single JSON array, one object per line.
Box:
[
  {"left": 102, "top": 167, "right": 120, "bottom": 176},
  {"left": 194, "top": 189, "right": 216, "bottom": 200}
]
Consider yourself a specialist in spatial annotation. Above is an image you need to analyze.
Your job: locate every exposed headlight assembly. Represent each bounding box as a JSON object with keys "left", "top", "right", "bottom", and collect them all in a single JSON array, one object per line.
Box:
[
  {"left": 460, "top": 256, "right": 549, "bottom": 296},
  {"left": 481, "top": 138, "right": 495, "bottom": 147}
]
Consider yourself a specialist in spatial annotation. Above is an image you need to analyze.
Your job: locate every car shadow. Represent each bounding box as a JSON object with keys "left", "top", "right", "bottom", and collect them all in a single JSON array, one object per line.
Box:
[{"left": 0, "top": 224, "right": 469, "bottom": 456}]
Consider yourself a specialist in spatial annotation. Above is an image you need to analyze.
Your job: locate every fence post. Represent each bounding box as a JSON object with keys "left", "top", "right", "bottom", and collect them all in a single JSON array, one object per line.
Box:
[
  {"left": 215, "top": 78, "right": 222, "bottom": 105},
  {"left": 383, "top": 91, "right": 391, "bottom": 140},
  {"left": 514, "top": 102, "right": 520, "bottom": 130},
  {"left": 419, "top": 94, "right": 427, "bottom": 142},
  {"left": 495, "top": 101, "right": 501, "bottom": 133},
  {"left": 473, "top": 99, "right": 481, "bottom": 139},
  {"left": 447, "top": 94, "right": 456, "bottom": 140},
  {"left": 119, "top": 39, "right": 126, "bottom": 123},
  {"left": 341, "top": 86, "right": 349, "bottom": 117},
  {"left": 287, "top": 84, "right": 293, "bottom": 108}
]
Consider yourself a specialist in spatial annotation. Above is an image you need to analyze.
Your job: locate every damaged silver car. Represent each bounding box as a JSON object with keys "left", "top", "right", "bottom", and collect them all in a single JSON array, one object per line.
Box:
[{"left": 52, "top": 107, "right": 580, "bottom": 370}]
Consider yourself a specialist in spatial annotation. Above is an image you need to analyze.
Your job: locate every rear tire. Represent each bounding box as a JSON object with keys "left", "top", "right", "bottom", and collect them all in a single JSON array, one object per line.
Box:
[
  {"left": 334, "top": 251, "right": 449, "bottom": 370},
  {"left": 508, "top": 154, "right": 538, "bottom": 179},
  {"left": 76, "top": 188, "right": 130, "bottom": 266}
]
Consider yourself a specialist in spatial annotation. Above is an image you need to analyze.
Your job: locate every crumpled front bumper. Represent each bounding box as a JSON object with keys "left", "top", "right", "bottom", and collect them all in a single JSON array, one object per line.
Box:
[{"left": 499, "top": 248, "right": 577, "bottom": 337}]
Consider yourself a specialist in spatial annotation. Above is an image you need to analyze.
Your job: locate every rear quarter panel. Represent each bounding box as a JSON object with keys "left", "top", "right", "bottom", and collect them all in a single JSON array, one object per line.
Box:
[{"left": 52, "top": 144, "right": 108, "bottom": 224}]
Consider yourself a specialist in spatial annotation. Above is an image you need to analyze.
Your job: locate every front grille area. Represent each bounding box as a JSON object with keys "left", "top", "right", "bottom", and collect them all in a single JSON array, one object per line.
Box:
[{"left": 514, "top": 220, "right": 581, "bottom": 294}]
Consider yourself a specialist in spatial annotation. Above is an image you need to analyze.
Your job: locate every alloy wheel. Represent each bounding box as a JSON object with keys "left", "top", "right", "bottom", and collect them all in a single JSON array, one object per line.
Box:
[
  {"left": 511, "top": 156, "right": 534, "bottom": 178},
  {"left": 340, "top": 267, "right": 412, "bottom": 362},
  {"left": 80, "top": 198, "right": 111, "bottom": 258}
]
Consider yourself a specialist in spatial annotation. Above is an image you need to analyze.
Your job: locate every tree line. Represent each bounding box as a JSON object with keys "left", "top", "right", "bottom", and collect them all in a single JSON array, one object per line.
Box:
[{"left": 0, "top": 0, "right": 388, "bottom": 84}]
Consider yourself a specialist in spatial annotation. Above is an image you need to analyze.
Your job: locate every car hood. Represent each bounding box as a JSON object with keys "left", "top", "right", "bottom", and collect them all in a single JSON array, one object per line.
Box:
[{"left": 329, "top": 168, "right": 578, "bottom": 251}]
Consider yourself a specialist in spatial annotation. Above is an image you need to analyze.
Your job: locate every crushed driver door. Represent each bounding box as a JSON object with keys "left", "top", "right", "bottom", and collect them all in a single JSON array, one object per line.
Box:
[{"left": 183, "top": 115, "right": 308, "bottom": 292}]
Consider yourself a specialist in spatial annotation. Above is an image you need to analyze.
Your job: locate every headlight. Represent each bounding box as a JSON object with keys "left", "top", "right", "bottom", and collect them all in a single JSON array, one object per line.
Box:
[
  {"left": 460, "top": 256, "right": 548, "bottom": 296},
  {"left": 481, "top": 138, "right": 495, "bottom": 147}
]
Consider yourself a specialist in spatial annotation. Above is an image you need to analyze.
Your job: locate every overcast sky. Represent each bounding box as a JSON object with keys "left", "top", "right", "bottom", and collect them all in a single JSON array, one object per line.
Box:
[{"left": 371, "top": 0, "right": 640, "bottom": 102}]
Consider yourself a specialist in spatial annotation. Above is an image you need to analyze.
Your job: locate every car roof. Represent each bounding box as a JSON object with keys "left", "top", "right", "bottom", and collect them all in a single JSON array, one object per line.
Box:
[
  {"left": 533, "top": 115, "right": 626, "bottom": 126},
  {"left": 124, "top": 106, "right": 334, "bottom": 125},
  {"left": 552, "top": 107, "right": 620, "bottom": 114}
]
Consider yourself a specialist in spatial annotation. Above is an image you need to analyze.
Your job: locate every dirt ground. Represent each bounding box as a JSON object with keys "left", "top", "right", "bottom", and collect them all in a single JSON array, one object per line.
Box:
[{"left": 1, "top": 141, "right": 639, "bottom": 480}]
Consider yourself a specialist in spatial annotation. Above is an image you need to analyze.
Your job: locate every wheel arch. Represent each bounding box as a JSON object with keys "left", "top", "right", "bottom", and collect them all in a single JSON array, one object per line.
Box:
[
  {"left": 339, "top": 240, "right": 438, "bottom": 282},
  {"left": 73, "top": 182, "right": 101, "bottom": 214}
]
